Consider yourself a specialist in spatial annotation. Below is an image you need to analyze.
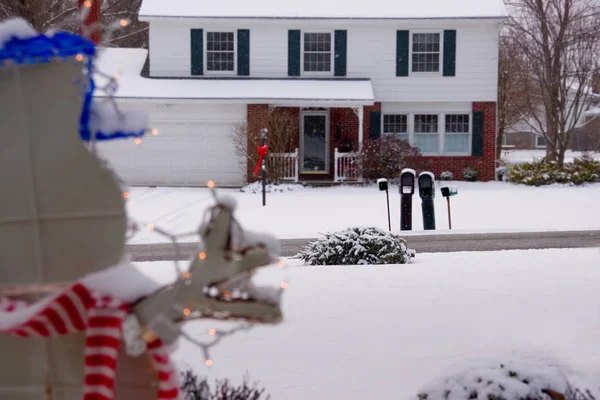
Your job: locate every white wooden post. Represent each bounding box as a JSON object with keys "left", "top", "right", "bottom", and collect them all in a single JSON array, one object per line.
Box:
[{"left": 357, "top": 106, "right": 364, "bottom": 152}]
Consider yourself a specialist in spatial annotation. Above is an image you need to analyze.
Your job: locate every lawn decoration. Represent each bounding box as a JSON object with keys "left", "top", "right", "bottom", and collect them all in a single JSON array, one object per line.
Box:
[{"left": 0, "top": 14, "right": 285, "bottom": 400}]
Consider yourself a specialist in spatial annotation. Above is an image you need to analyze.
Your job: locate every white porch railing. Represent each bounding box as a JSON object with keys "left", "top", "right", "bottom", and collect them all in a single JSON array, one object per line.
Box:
[
  {"left": 334, "top": 148, "right": 361, "bottom": 182},
  {"left": 268, "top": 148, "right": 299, "bottom": 182}
]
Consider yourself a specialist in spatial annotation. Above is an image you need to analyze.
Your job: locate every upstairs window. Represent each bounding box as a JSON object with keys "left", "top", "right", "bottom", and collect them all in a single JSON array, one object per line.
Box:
[
  {"left": 206, "top": 31, "right": 236, "bottom": 73},
  {"left": 303, "top": 32, "right": 332, "bottom": 73},
  {"left": 411, "top": 33, "right": 441, "bottom": 73}
]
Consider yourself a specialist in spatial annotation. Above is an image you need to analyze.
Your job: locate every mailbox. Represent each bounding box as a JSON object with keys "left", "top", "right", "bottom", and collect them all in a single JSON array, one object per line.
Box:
[
  {"left": 400, "top": 168, "right": 416, "bottom": 195},
  {"left": 418, "top": 172, "right": 435, "bottom": 198},
  {"left": 441, "top": 186, "right": 458, "bottom": 197},
  {"left": 377, "top": 178, "right": 389, "bottom": 191}
]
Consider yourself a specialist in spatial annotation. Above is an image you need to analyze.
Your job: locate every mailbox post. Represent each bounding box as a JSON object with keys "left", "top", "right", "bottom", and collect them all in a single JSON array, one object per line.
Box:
[
  {"left": 377, "top": 178, "right": 391, "bottom": 231},
  {"left": 399, "top": 168, "right": 416, "bottom": 231},
  {"left": 417, "top": 172, "right": 436, "bottom": 230},
  {"left": 260, "top": 128, "right": 267, "bottom": 207},
  {"left": 440, "top": 186, "right": 458, "bottom": 229}
]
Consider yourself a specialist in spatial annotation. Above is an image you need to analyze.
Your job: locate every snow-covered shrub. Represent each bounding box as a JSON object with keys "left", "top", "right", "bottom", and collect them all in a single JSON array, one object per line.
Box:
[
  {"left": 440, "top": 171, "right": 454, "bottom": 181},
  {"left": 359, "top": 136, "right": 421, "bottom": 184},
  {"left": 239, "top": 181, "right": 304, "bottom": 194},
  {"left": 509, "top": 154, "right": 600, "bottom": 186},
  {"left": 463, "top": 166, "right": 480, "bottom": 182},
  {"left": 415, "top": 361, "right": 599, "bottom": 400},
  {"left": 180, "top": 369, "right": 269, "bottom": 400},
  {"left": 296, "top": 227, "right": 415, "bottom": 265}
]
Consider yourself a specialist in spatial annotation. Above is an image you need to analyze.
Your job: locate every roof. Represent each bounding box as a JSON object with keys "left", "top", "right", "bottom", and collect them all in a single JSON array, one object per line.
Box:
[
  {"left": 138, "top": 0, "right": 508, "bottom": 20},
  {"left": 93, "top": 48, "right": 374, "bottom": 106}
]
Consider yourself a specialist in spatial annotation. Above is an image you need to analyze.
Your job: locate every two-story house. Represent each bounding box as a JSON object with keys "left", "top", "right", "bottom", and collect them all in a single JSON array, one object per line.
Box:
[{"left": 95, "top": 0, "right": 507, "bottom": 187}]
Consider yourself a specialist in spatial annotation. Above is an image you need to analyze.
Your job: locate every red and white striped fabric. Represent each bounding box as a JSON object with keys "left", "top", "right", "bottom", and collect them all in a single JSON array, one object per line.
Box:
[{"left": 0, "top": 283, "right": 180, "bottom": 400}]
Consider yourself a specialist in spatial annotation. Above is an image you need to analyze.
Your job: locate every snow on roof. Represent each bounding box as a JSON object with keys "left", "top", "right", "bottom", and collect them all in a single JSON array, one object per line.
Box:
[
  {"left": 94, "top": 48, "right": 375, "bottom": 105},
  {"left": 138, "top": 0, "right": 508, "bottom": 20}
]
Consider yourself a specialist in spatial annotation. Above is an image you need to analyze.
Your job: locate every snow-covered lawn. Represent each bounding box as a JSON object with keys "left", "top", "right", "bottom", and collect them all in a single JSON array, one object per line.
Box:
[
  {"left": 135, "top": 248, "right": 600, "bottom": 399},
  {"left": 501, "top": 149, "right": 600, "bottom": 166},
  {"left": 125, "top": 182, "right": 600, "bottom": 243}
]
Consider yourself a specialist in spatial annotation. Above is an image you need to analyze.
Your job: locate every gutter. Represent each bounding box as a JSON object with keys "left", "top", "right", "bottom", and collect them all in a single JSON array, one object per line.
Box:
[{"left": 138, "top": 15, "right": 508, "bottom": 22}]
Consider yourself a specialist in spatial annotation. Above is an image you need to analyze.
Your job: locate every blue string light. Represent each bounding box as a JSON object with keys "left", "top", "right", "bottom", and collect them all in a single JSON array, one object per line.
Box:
[{"left": 0, "top": 30, "right": 147, "bottom": 142}]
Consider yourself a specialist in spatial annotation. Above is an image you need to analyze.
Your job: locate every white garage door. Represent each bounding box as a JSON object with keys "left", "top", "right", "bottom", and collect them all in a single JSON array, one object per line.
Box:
[{"left": 96, "top": 103, "right": 246, "bottom": 187}]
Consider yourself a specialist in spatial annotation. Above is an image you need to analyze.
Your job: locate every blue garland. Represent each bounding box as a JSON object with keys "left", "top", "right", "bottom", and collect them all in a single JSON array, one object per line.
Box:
[{"left": 0, "top": 31, "right": 147, "bottom": 142}]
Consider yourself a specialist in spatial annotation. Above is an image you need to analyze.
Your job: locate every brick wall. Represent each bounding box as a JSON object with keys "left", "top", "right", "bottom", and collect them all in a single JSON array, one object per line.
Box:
[{"left": 247, "top": 104, "right": 270, "bottom": 182}]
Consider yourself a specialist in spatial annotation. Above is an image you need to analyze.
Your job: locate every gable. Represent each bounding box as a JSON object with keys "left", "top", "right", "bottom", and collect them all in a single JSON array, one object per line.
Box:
[{"left": 139, "top": 0, "right": 508, "bottom": 20}]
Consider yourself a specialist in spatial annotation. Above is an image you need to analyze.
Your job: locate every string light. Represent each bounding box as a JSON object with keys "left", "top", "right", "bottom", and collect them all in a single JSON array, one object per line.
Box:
[
  {"left": 205, "top": 359, "right": 213, "bottom": 367},
  {"left": 183, "top": 308, "right": 191, "bottom": 316},
  {"left": 198, "top": 252, "right": 207, "bottom": 260},
  {"left": 277, "top": 259, "right": 286, "bottom": 268},
  {"left": 182, "top": 272, "right": 191, "bottom": 280},
  {"left": 123, "top": 191, "right": 130, "bottom": 199},
  {"left": 151, "top": 128, "right": 159, "bottom": 136},
  {"left": 208, "top": 329, "right": 216, "bottom": 336},
  {"left": 280, "top": 282, "right": 288, "bottom": 289},
  {"left": 134, "top": 138, "right": 142, "bottom": 145},
  {"left": 75, "top": 54, "right": 84, "bottom": 62},
  {"left": 83, "top": 0, "right": 92, "bottom": 7},
  {"left": 119, "top": 19, "right": 128, "bottom": 27},
  {"left": 207, "top": 180, "right": 215, "bottom": 189},
  {"left": 146, "top": 223, "right": 154, "bottom": 231}
]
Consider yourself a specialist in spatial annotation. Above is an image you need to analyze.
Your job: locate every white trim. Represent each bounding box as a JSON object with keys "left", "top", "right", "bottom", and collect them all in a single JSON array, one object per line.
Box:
[
  {"left": 300, "top": 30, "right": 335, "bottom": 77},
  {"left": 300, "top": 110, "right": 330, "bottom": 173},
  {"left": 408, "top": 30, "right": 443, "bottom": 77},
  {"left": 204, "top": 30, "right": 238, "bottom": 75}
]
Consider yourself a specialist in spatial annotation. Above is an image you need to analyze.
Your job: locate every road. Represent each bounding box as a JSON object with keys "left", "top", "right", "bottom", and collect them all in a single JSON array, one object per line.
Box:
[{"left": 125, "top": 230, "right": 600, "bottom": 262}]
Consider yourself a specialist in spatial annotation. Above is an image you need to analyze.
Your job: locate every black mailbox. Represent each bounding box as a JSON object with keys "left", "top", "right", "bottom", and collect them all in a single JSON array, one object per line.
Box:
[
  {"left": 377, "top": 178, "right": 389, "bottom": 191},
  {"left": 418, "top": 172, "right": 435, "bottom": 198},
  {"left": 400, "top": 169, "right": 416, "bottom": 195}
]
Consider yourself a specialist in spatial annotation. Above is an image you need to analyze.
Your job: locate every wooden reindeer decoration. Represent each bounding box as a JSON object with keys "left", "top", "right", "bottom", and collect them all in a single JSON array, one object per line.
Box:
[{"left": 0, "top": 18, "right": 285, "bottom": 400}]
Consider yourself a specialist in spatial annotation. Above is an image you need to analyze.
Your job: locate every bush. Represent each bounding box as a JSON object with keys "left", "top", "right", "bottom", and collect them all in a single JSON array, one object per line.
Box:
[
  {"left": 295, "top": 227, "right": 416, "bottom": 266},
  {"left": 359, "top": 136, "right": 421, "bottom": 184},
  {"left": 463, "top": 166, "right": 480, "bottom": 182},
  {"left": 439, "top": 171, "right": 454, "bottom": 181},
  {"left": 509, "top": 154, "right": 600, "bottom": 186},
  {"left": 180, "top": 369, "right": 270, "bottom": 400},
  {"left": 415, "top": 361, "right": 599, "bottom": 400}
]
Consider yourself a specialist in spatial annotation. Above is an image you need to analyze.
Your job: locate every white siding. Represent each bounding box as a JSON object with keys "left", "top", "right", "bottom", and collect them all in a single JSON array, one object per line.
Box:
[{"left": 148, "top": 19, "right": 500, "bottom": 103}]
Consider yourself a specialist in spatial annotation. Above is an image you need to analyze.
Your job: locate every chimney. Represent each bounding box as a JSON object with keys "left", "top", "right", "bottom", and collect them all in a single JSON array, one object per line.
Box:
[
  {"left": 78, "top": 0, "right": 101, "bottom": 45},
  {"left": 593, "top": 73, "right": 600, "bottom": 95}
]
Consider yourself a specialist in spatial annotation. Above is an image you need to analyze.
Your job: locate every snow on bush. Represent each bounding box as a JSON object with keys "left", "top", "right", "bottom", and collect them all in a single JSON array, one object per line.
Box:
[
  {"left": 415, "top": 361, "right": 599, "bottom": 400},
  {"left": 440, "top": 171, "right": 454, "bottom": 181},
  {"left": 295, "top": 227, "right": 415, "bottom": 266},
  {"left": 239, "top": 181, "right": 304, "bottom": 194},
  {"left": 463, "top": 166, "right": 480, "bottom": 182},
  {"left": 509, "top": 154, "right": 600, "bottom": 186}
]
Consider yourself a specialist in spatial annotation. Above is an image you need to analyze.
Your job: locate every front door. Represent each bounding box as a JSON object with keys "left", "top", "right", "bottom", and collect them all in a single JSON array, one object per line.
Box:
[{"left": 301, "top": 111, "right": 329, "bottom": 173}]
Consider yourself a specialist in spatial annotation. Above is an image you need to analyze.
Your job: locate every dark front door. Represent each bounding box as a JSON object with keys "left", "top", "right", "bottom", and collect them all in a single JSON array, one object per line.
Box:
[{"left": 301, "top": 112, "right": 328, "bottom": 173}]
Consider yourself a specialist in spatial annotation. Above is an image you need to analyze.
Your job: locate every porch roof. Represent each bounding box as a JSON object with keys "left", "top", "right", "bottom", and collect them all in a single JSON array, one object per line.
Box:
[{"left": 94, "top": 48, "right": 374, "bottom": 107}]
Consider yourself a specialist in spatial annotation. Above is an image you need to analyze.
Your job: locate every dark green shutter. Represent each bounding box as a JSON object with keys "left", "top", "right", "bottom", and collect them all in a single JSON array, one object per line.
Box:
[
  {"left": 288, "top": 30, "right": 301, "bottom": 76},
  {"left": 237, "top": 29, "right": 250, "bottom": 76},
  {"left": 443, "top": 30, "right": 456, "bottom": 77},
  {"left": 396, "top": 30, "right": 409, "bottom": 77},
  {"left": 472, "top": 111, "right": 484, "bottom": 156},
  {"left": 370, "top": 112, "right": 382, "bottom": 140},
  {"left": 334, "top": 30, "right": 347, "bottom": 77},
  {"left": 191, "top": 29, "right": 203, "bottom": 76}
]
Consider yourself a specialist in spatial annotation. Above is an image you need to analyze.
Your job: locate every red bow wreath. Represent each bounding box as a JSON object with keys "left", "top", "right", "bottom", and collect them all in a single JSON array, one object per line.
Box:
[
  {"left": 253, "top": 145, "right": 269, "bottom": 175},
  {"left": 0, "top": 283, "right": 179, "bottom": 400}
]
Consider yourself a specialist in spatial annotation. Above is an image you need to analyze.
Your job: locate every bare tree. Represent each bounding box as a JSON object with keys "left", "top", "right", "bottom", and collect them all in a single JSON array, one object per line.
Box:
[
  {"left": 231, "top": 108, "right": 297, "bottom": 183},
  {"left": 506, "top": 0, "right": 600, "bottom": 166},
  {"left": 0, "top": 0, "right": 148, "bottom": 48},
  {"left": 497, "top": 33, "right": 532, "bottom": 160}
]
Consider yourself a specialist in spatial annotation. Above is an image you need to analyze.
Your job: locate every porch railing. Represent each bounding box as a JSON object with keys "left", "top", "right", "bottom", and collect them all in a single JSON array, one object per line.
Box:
[
  {"left": 268, "top": 148, "right": 299, "bottom": 183},
  {"left": 334, "top": 148, "right": 361, "bottom": 182}
]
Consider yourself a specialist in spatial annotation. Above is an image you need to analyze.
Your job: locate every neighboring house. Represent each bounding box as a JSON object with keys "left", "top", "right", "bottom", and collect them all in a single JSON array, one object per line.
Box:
[
  {"left": 95, "top": 0, "right": 507, "bottom": 187},
  {"left": 503, "top": 75, "right": 600, "bottom": 153}
]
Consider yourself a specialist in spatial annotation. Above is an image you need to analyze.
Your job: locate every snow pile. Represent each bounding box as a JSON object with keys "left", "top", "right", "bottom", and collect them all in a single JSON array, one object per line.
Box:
[
  {"left": 89, "top": 100, "right": 149, "bottom": 138},
  {"left": 415, "top": 360, "right": 599, "bottom": 400},
  {"left": 239, "top": 182, "right": 304, "bottom": 194},
  {"left": 0, "top": 18, "right": 37, "bottom": 49},
  {"left": 296, "top": 226, "right": 415, "bottom": 265}
]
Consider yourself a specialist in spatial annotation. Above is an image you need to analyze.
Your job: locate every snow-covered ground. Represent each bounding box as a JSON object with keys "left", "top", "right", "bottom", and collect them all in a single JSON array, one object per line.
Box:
[
  {"left": 134, "top": 248, "right": 600, "bottom": 399},
  {"left": 501, "top": 149, "right": 600, "bottom": 166},
  {"left": 125, "top": 182, "right": 600, "bottom": 243}
]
